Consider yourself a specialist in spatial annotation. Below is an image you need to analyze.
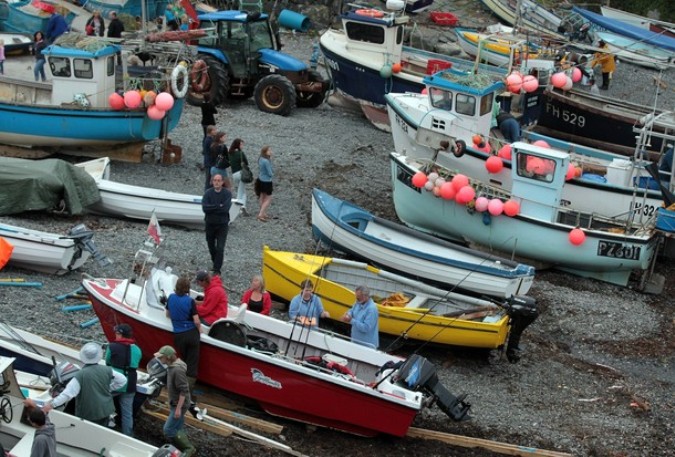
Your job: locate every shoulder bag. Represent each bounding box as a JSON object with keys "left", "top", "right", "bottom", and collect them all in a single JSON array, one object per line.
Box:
[{"left": 240, "top": 154, "right": 253, "bottom": 183}]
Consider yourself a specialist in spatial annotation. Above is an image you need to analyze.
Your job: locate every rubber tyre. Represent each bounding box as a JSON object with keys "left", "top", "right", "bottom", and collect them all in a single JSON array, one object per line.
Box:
[
  {"left": 186, "top": 54, "right": 229, "bottom": 106},
  {"left": 296, "top": 70, "right": 329, "bottom": 108},
  {"left": 454, "top": 139, "right": 466, "bottom": 158},
  {"left": 254, "top": 74, "right": 296, "bottom": 116}
]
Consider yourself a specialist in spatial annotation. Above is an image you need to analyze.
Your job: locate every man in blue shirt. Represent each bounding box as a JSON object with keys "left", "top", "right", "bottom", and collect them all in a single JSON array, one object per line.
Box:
[
  {"left": 288, "top": 279, "right": 329, "bottom": 328},
  {"left": 342, "top": 285, "right": 379, "bottom": 349},
  {"left": 46, "top": 10, "right": 69, "bottom": 43}
]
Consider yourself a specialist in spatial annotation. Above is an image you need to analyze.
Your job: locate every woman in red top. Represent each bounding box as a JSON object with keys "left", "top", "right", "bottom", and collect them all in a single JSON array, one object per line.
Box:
[{"left": 241, "top": 275, "right": 272, "bottom": 315}]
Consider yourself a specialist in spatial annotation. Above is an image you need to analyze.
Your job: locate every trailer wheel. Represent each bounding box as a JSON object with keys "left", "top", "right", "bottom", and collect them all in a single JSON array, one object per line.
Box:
[
  {"left": 254, "top": 74, "right": 296, "bottom": 116},
  {"left": 296, "top": 70, "right": 329, "bottom": 108},
  {"left": 186, "top": 54, "right": 229, "bottom": 106}
]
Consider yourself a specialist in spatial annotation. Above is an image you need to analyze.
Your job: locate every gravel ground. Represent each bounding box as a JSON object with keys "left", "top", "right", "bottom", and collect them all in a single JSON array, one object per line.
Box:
[{"left": 2, "top": 14, "right": 675, "bottom": 457}]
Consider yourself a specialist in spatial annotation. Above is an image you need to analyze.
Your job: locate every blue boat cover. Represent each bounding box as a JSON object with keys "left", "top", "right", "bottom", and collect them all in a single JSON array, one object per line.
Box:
[{"left": 573, "top": 7, "right": 675, "bottom": 53}]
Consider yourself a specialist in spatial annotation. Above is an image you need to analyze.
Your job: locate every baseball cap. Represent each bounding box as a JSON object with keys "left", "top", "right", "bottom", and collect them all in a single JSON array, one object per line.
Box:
[
  {"left": 114, "top": 323, "right": 132, "bottom": 338},
  {"left": 154, "top": 345, "right": 176, "bottom": 359},
  {"left": 194, "top": 270, "right": 209, "bottom": 282},
  {"left": 80, "top": 342, "right": 103, "bottom": 364}
]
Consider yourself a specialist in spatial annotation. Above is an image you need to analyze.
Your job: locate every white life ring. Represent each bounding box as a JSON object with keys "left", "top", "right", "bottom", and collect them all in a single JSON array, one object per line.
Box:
[{"left": 170, "top": 64, "right": 189, "bottom": 99}]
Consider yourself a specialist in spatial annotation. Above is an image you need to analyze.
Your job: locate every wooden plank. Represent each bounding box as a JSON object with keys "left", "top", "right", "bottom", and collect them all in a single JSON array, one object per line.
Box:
[
  {"left": 406, "top": 427, "right": 573, "bottom": 457},
  {"left": 144, "top": 407, "right": 233, "bottom": 438},
  {"left": 155, "top": 391, "right": 283, "bottom": 435}
]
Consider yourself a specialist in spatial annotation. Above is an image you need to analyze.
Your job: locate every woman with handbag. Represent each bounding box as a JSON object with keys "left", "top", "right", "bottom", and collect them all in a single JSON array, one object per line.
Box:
[
  {"left": 228, "top": 138, "right": 252, "bottom": 212},
  {"left": 209, "top": 132, "right": 232, "bottom": 189},
  {"left": 85, "top": 11, "right": 105, "bottom": 37}
]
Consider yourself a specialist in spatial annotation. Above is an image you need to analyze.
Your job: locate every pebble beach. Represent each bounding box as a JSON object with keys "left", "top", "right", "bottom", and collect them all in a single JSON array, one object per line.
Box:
[{"left": 1, "top": 7, "right": 675, "bottom": 456}]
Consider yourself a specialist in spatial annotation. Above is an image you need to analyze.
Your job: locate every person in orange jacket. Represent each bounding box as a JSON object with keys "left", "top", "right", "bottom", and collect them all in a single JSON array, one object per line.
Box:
[{"left": 590, "top": 40, "right": 616, "bottom": 90}]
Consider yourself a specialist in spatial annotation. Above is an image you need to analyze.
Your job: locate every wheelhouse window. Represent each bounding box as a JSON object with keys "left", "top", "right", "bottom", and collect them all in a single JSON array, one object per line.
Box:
[
  {"left": 73, "top": 58, "right": 93, "bottom": 79},
  {"left": 516, "top": 152, "right": 556, "bottom": 182},
  {"left": 455, "top": 93, "right": 476, "bottom": 116},
  {"left": 106, "top": 55, "right": 115, "bottom": 76},
  {"left": 345, "top": 22, "right": 385, "bottom": 44},
  {"left": 49, "top": 57, "right": 71, "bottom": 77},
  {"left": 430, "top": 87, "right": 452, "bottom": 110},
  {"left": 396, "top": 25, "right": 403, "bottom": 44},
  {"left": 479, "top": 93, "right": 494, "bottom": 116}
]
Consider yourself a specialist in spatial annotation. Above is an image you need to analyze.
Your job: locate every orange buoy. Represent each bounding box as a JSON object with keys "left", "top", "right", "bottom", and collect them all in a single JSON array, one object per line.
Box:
[
  {"left": 0, "top": 237, "right": 14, "bottom": 270},
  {"left": 355, "top": 9, "right": 385, "bottom": 18}
]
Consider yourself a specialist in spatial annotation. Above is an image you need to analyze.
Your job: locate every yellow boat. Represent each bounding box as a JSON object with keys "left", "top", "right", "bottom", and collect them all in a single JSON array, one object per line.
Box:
[
  {"left": 263, "top": 246, "right": 538, "bottom": 355},
  {"left": 455, "top": 28, "right": 541, "bottom": 67}
]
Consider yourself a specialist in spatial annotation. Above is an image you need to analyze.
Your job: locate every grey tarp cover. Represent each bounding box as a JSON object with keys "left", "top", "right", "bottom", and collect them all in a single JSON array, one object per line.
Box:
[{"left": 0, "top": 158, "right": 100, "bottom": 215}]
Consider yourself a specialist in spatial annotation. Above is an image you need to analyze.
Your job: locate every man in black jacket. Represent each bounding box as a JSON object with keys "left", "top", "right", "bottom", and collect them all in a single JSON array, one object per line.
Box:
[
  {"left": 201, "top": 174, "right": 231, "bottom": 275},
  {"left": 107, "top": 12, "right": 125, "bottom": 38}
]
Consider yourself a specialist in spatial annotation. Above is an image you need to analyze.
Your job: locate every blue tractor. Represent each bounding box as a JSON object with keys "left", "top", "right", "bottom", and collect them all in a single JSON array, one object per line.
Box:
[{"left": 187, "top": 10, "right": 329, "bottom": 116}]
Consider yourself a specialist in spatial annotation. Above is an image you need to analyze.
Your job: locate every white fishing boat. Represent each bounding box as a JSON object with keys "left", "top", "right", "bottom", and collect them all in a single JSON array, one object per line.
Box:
[
  {"left": 592, "top": 30, "right": 674, "bottom": 70},
  {"left": 390, "top": 142, "right": 661, "bottom": 289},
  {"left": 479, "top": 0, "right": 564, "bottom": 39},
  {"left": 310, "top": 188, "right": 535, "bottom": 298},
  {"left": 76, "top": 157, "right": 243, "bottom": 228},
  {"left": 0, "top": 356, "right": 169, "bottom": 457},
  {"left": 600, "top": 5, "right": 675, "bottom": 38},
  {"left": 385, "top": 70, "right": 674, "bottom": 223},
  {"left": 0, "top": 222, "right": 109, "bottom": 274}
]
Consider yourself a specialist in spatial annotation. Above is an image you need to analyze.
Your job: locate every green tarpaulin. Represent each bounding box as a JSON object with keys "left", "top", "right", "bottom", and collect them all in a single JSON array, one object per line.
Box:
[{"left": 0, "top": 158, "right": 100, "bottom": 215}]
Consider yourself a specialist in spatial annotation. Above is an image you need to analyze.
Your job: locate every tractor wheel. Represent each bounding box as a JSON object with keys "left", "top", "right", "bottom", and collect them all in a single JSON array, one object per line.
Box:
[
  {"left": 296, "top": 70, "right": 329, "bottom": 108},
  {"left": 186, "top": 54, "right": 229, "bottom": 106},
  {"left": 254, "top": 74, "right": 296, "bottom": 116}
]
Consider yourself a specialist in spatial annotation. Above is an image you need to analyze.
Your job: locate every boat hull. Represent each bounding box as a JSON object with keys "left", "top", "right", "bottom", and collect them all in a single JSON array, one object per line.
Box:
[
  {"left": 262, "top": 248, "right": 510, "bottom": 349},
  {"left": 536, "top": 88, "right": 666, "bottom": 155},
  {"left": 84, "top": 278, "right": 421, "bottom": 437},
  {"left": 479, "top": 0, "right": 563, "bottom": 38},
  {"left": 311, "top": 189, "right": 534, "bottom": 298},
  {"left": 390, "top": 153, "right": 657, "bottom": 286},
  {"left": 385, "top": 92, "right": 666, "bottom": 222},
  {"left": 0, "top": 223, "right": 90, "bottom": 274},
  {"left": 0, "top": 98, "right": 184, "bottom": 148},
  {"left": 84, "top": 0, "right": 169, "bottom": 21}
]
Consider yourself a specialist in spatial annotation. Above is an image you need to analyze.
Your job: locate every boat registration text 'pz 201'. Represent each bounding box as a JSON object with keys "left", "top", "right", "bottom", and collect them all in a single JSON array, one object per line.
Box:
[{"left": 597, "top": 241, "right": 641, "bottom": 260}]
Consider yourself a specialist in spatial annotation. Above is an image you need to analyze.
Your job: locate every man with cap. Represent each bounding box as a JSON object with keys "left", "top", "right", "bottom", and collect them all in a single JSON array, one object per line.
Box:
[
  {"left": 194, "top": 269, "right": 228, "bottom": 326},
  {"left": 154, "top": 345, "right": 196, "bottom": 457},
  {"left": 105, "top": 323, "right": 142, "bottom": 436},
  {"left": 591, "top": 39, "right": 616, "bottom": 90},
  {"left": 40, "top": 342, "right": 126, "bottom": 426}
]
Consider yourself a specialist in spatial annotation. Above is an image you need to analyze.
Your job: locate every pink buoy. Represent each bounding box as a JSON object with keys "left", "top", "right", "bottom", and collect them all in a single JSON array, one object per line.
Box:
[
  {"left": 432, "top": 186, "right": 441, "bottom": 197},
  {"left": 475, "top": 196, "right": 489, "bottom": 212},
  {"left": 485, "top": 155, "right": 504, "bottom": 174},
  {"left": 155, "top": 92, "right": 175, "bottom": 111},
  {"left": 506, "top": 72, "right": 522, "bottom": 94},
  {"left": 571, "top": 67, "right": 582, "bottom": 83},
  {"left": 451, "top": 174, "right": 469, "bottom": 191},
  {"left": 123, "top": 90, "right": 142, "bottom": 109},
  {"left": 522, "top": 75, "right": 539, "bottom": 93},
  {"left": 532, "top": 140, "right": 550, "bottom": 148},
  {"left": 427, "top": 172, "right": 439, "bottom": 182},
  {"left": 424, "top": 181, "right": 434, "bottom": 191},
  {"left": 503, "top": 199, "right": 520, "bottom": 217},
  {"left": 487, "top": 199, "right": 504, "bottom": 216},
  {"left": 421, "top": 88, "right": 428, "bottom": 95},
  {"left": 411, "top": 172, "right": 428, "bottom": 188},
  {"left": 108, "top": 92, "right": 124, "bottom": 110},
  {"left": 565, "top": 163, "right": 576, "bottom": 181},
  {"left": 147, "top": 105, "right": 166, "bottom": 120},
  {"left": 497, "top": 144, "right": 512, "bottom": 160},
  {"left": 569, "top": 228, "right": 586, "bottom": 246},
  {"left": 434, "top": 177, "right": 446, "bottom": 188},
  {"left": 551, "top": 72, "right": 567, "bottom": 89},
  {"left": 562, "top": 76, "right": 573, "bottom": 91},
  {"left": 440, "top": 182, "right": 456, "bottom": 200},
  {"left": 455, "top": 185, "right": 476, "bottom": 205}
]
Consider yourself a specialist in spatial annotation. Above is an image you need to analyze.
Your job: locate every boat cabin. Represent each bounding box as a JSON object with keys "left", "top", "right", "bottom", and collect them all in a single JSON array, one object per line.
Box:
[
  {"left": 510, "top": 142, "right": 569, "bottom": 222},
  {"left": 423, "top": 71, "right": 504, "bottom": 145},
  {"left": 42, "top": 44, "right": 122, "bottom": 108},
  {"left": 339, "top": 6, "right": 409, "bottom": 66}
]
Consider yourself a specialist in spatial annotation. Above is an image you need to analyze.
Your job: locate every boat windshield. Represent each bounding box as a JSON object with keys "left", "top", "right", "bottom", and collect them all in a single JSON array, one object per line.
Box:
[
  {"left": 516, "top": 152, "right": 556, "bottom": 182},
  {"left": 430, "top": 87, "right": 452, "bottom": 110}
]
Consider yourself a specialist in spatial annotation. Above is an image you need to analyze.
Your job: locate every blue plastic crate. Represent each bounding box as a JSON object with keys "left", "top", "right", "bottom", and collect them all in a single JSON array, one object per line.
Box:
[{"left": 656, "top": 208, "right": 675, "bottom": 232}]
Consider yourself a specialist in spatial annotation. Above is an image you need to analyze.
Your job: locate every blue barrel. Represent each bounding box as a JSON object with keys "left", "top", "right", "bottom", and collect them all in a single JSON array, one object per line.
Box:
[{"left": 278, "top": 9, "right": 310, "bottom": 32}]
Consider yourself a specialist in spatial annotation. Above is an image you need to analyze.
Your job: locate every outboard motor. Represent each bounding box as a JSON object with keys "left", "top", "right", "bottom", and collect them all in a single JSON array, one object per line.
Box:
[
  {"left": 150, "top": 443, "right": 182, "bottom": 456},
  {"left": 49, "top": 360, "right": 81, "bottom": 397},
  {"left": 504, "top": 295, "right": 539, "bottom": 363},
  {"left": 394, "top": 354, "right": 471, "bottom": 421},
  {"left": 132, "top": 357, "right": 169, "bottom": 418},
  {"left": 66, "top": 223, "right": 113, "bottom": 267}
]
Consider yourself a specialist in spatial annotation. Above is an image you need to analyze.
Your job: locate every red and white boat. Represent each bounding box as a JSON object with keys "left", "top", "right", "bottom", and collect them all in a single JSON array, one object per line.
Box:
[{"left": 82, "top": 259, "right": 470, "bottom": 437}]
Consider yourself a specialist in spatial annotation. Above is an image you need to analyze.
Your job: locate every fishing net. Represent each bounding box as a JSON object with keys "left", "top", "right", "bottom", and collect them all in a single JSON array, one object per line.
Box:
[
  {"left": 53, "top": 34, "right": 112, "bottom": 52},
  {"left": 437, "top": 72, "right": 497, "bottom": 89}
]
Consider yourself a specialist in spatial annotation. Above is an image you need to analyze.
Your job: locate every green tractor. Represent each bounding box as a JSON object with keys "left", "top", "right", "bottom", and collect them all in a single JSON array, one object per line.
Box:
[{"left": 187, "top": 10, "right": 329, "bottom": 116}]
